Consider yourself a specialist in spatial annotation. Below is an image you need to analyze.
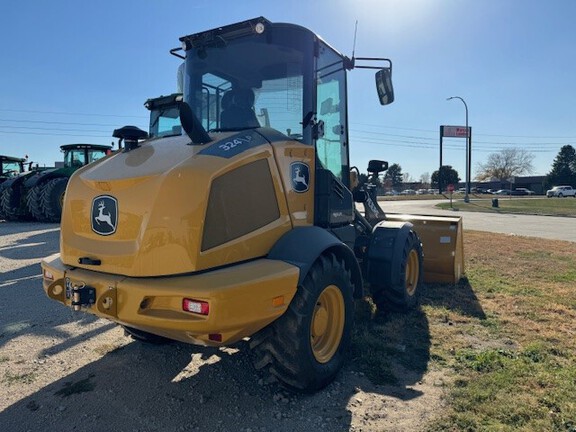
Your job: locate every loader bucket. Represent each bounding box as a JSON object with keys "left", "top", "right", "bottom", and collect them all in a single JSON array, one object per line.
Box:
[{"left": 385, "top": 213, "right": 464, "bottom": 284}]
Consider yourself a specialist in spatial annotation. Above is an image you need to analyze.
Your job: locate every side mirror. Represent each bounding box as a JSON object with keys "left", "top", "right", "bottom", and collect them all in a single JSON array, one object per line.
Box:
[
  {"left": 375, "top": 68, "right": 394, "bottom": 106},
  {"left": 368, "top": 160, "right": 388, "bottom": 174}
]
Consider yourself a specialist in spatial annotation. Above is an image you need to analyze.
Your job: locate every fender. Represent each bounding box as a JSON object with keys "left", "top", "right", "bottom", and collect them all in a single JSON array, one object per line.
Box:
[
  {"left": 366, "top": 220, "right": 414, "bottom": 288},
  {"left": 268, "top": 226, "right": 364, "bottom": 298},
  {"left": 23, "top": 169, "right": 58, "bottom": 188},
  {"left": 0, "top": 175, "right": 26, "bottom": 192}
]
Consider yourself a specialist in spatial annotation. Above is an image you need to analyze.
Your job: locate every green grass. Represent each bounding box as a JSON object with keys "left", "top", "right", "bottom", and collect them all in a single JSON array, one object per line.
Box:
[
  {"left": 3, "top": 371, "right": 36, "bottom": 385},
  {"left": 353, "top": 231, "right": 576, "bottom": 431},
  {"left": 436, "top": 197, "right": 576, "bottom": 216}
]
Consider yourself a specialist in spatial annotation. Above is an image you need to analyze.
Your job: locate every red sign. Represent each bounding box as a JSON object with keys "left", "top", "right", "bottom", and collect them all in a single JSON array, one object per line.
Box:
[
  {"left": 442, "top": 125, "right": 470, "bottom": 138},
  {"left": 447, "top": 184, "right": 455, "bottom": 193}
]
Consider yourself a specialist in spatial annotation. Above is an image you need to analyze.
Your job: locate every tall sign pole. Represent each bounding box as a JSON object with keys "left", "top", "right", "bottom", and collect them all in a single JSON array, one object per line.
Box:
[
  {"left": 439, "top": 126, "right": 444, "bottom": 193},
  {"left": 440, "top": 124, "right": 472, "bottom": 200},
  {"left": 446, "top": 97, "right": 471, "bottom": 203}
]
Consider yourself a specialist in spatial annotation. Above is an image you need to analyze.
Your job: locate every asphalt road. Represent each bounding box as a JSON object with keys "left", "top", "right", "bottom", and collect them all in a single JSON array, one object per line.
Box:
[{"left": 375, "top": 198, "right": 576, "bottom": 243}]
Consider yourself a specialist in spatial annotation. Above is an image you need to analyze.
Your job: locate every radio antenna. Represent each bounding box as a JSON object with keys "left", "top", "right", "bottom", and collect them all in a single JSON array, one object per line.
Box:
[{"left": 352, "top": 20, "right": 359, "bottom": 59}]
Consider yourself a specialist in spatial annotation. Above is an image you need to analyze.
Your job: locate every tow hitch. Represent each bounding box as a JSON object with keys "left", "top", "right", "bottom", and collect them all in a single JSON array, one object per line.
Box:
[{"left": 66, "top": 279, "right": 96, "bottom": 311}]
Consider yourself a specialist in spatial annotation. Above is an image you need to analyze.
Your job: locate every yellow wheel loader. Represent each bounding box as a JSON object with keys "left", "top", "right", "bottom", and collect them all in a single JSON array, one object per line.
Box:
[{"left": 41, "top": 17, "right": 463, "bottom": 393}]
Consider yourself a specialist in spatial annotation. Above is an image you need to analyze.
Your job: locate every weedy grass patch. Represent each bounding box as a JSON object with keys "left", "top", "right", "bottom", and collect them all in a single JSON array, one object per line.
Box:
[{"left": 352, "top": 231, "right": 576, "bottom": 431}]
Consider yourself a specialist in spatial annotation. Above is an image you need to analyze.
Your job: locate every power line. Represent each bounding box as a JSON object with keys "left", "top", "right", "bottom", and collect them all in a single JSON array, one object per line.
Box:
[
  {"left": 353, "top": 122, "right": 576, "bottom": 140},
  {"left": 0, "top": 130, "right": 111, "bottom": 138},
  {"left": 0, "top": 118, "right": 126, "bottom": 127},
  {"left": 0, "top": 108, "right": 147, "bottom": 119},
  {"left": 0, "top": 125, "right": 113, "bottom": 133}
]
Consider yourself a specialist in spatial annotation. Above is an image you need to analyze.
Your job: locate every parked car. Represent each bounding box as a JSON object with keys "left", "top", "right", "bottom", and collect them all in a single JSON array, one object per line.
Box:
[
  {"left": 546, "top": 185, "right": 576, "bottom": 198},
  {"left": 512, "top": 188, "right": 535, "bottom": 196},
  {"left": 494, "top": 189, "right": 512, "bottom": 195},
  {"left": 400, "top": 189, "right": 416, "bottom": 195},
  {"left": 416, "top": 189, "right": 428, "bottom": 195}
]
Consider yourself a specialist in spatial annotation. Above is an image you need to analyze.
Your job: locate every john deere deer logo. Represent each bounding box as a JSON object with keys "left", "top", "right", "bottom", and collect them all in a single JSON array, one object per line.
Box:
[
  {"left": 91, "top": 196, "right": 117, "bottom": 236},
  {"left": 290, "top": 162, "right": 309, "bottom": 193}
]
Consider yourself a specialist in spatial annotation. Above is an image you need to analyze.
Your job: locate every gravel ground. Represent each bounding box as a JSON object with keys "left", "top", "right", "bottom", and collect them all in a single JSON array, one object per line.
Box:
[{"left": 0, "top": 221, "right": 446, "bottom": 432}]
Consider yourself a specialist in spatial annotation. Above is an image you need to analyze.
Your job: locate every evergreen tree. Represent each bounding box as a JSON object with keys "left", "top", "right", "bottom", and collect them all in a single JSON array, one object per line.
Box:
[
  {"left": 431, "top": 165, "right": 460, "bottom": 190},
  {"left": 383, "top": 163, "right": 403, "bottom": 189},
  {"left": 546, "top": 145, "right": 576, "bottom": 187}
]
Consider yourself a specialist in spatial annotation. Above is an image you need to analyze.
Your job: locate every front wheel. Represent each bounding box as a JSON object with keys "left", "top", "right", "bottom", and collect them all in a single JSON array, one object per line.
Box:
[
  {"left": 250, "top": 253, "right": 354, "bottom": 393},
  {"left": 40, "top": 177, "right": 68, "bottom": 222},
  {"left": 371, "top": 230, "right": 424, "bottom": 312},
  {"left": 26, "top": 185, "right": 48, "bottom": 222},
  {"left": 0, "top": 186, "right": 30, "bottom": 221}
]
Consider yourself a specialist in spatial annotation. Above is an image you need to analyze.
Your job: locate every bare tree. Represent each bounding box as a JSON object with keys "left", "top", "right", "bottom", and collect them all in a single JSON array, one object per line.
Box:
[
  {"left": 475, "top": 148, "right": 535, "bottom": 181},
  {"left": 403, "top": 172, "right": 415, "bottom": 183},
  {"left": 419, "top": 172, "right": 430, "bottom": 187}
]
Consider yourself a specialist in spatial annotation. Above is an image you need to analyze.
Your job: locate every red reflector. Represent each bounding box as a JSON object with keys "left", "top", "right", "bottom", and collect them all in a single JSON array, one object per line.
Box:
[
  {"left": 182, "top": 298, "right": 209, "bottom": 315},
  {"left": 209, "top": 333, "right": 222, "bottom": 342},
  {"left": 43, "top": 269, "right": 54, "bottom": 281}
]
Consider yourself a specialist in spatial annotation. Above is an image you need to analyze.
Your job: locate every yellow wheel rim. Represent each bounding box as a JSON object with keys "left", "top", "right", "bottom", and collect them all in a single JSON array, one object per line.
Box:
[
  {"left": 59, "top": 191, "right": 65, "bottom": 209},
  {"left": 311, "top": 285, "right": 345, "bottom": 364},
  {"left": 405, "top": 249, "right": 420, "bottom": 296}
]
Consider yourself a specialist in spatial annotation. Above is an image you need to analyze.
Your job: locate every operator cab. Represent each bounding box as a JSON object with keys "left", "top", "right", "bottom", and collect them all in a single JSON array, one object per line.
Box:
[
  {"left": 145, "top": 93, "right": 183, "bottom": 138},
  {"left": 60, "top": 144, "right": 111, "bottom": 168},
  {"left": 1, "top": 156, "right": 26, "bottom": 178},
  {"left": 174, "top": 17, "right": 393, "bottom": 230},
  {"left": 175, "top": 17, "right": 392, "bottom": 182}
]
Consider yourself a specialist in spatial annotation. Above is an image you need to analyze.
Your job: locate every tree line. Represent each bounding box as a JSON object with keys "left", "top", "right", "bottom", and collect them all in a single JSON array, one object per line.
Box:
[{"left": 371, "top": 145, "right": 576, "bottom": 191}]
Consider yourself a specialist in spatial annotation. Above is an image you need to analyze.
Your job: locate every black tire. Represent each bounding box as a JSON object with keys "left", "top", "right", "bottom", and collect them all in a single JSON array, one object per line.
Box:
[
  {"left": 26, "top": 184, "right": 48, "bottom": 222},
  {"left": 0, "top": 185, "right": 31, "bottom": 221},
  {"left": 371, "top": 230, "right": 424, "bottom": 313},
  {"left": 250, "top": 253, "right": 354, "bottom": 393},
  {"left": 122, "top": 326, "right": 172, "bottom": 344},
  {"left": 40, "top": 177, "right": 68, "bottom": 222}
]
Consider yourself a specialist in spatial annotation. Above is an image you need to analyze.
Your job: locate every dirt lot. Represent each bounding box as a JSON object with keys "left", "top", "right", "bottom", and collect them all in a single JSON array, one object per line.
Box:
[{"left": 0, "top": 221, "right": 447, "bottom": 432}]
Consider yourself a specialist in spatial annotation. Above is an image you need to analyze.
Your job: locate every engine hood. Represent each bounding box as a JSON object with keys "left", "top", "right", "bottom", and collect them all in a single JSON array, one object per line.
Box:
[{"left": 60, "top": 130, "right": 292, "bottom": 277}]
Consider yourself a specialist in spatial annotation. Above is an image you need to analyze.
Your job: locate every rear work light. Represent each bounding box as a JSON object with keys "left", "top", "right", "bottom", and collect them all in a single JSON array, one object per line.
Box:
[{"left": 182, "top": 298, "right": 209, "bottom": 316}]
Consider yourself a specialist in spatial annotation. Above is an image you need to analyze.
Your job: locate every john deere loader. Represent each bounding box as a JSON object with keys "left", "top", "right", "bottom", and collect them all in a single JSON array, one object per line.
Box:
[{"left": 42, "top": 17, "right": 463, "bottom": 392}]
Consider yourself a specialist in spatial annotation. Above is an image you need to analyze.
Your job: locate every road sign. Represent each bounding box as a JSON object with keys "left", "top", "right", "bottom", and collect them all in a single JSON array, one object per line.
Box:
[{"left": 447, "top": 184, "right": 454, "bottom": 193}]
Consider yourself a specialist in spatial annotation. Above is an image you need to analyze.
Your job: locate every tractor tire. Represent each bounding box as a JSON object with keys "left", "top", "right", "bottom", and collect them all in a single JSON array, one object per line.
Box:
[
  {"left": 26, "top": 184, "right": 48, "bottom": 222},
  {"left": 250, "top": 253, "right": 354, "bottom": 393},
  {"left": 40, "top": 177, "right": 69, "bottom": 222},
  {"left": 371, "top": 230, "right": 424, "bottom": 313},
  {"left": 122, "top": 326, "right": 172, "bottom": 344},
  {"left": 0, "top": 186, "right": 31, "bottom": 221}
]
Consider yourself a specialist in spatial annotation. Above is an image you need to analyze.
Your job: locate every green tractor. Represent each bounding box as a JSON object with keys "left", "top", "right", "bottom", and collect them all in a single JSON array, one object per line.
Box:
[
  {"left": 23, "top": 144, "right": 112, "bottom": 222},
  {"left": 0, "top": 144, "right": 111, "bottom": 222},
  {"left": 0, "top": 156, "right": 41, "bottom": 221}
]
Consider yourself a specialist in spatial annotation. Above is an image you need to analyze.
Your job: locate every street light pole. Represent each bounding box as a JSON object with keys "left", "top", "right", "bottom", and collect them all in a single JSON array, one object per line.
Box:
[{"left": 447, "top": 96, "right": 470, "bottom": 203}]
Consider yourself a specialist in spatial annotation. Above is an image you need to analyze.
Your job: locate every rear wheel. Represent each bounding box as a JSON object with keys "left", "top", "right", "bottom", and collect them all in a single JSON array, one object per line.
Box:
[
  {"left": 122, "top": 326, "right": 172, "bottom": 344},
  {"left": 250, "top": 253, "right": 354, "bottom": 393},
  {"left": 371, "top": 230, "right": 424, "bottom": 312},
  {"left": 40, "top": 177, "right": 68, "bottom": 222},
  {"left": 26, "top": 184, "right": 48, "bottom": 221}
]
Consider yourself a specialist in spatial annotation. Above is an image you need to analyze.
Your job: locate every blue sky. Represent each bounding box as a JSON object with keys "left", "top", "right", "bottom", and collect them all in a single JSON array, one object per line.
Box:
[{"left": 1, "top": 0, "right": 575, "bottom": 182}]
